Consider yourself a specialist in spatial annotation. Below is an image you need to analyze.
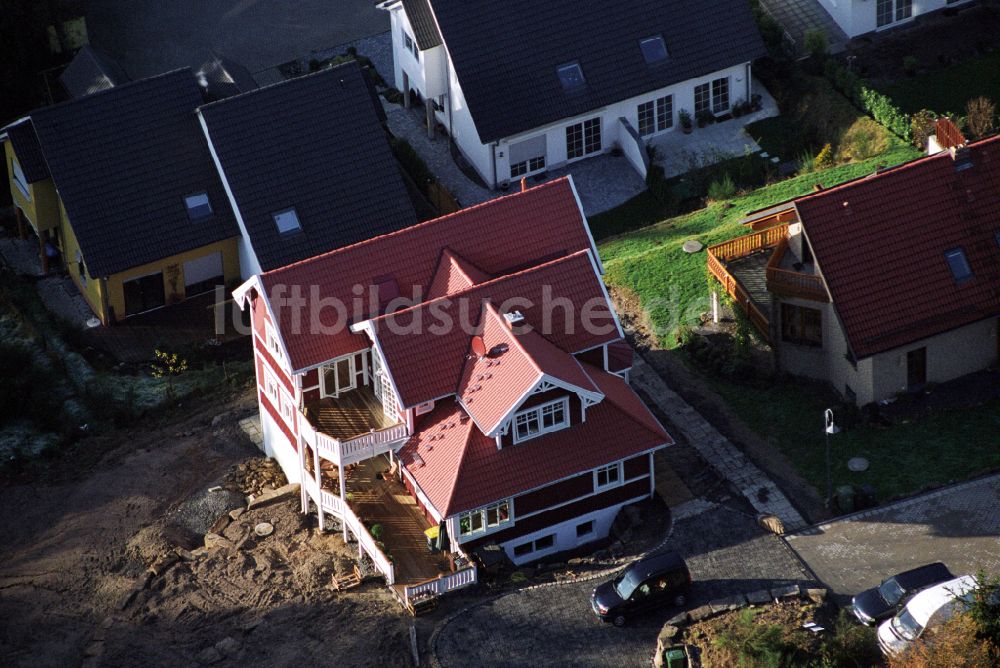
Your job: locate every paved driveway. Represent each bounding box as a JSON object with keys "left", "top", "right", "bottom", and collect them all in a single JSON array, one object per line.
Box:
[
  {"left": 434, "top": 505, "right": 812, "bottom": 668},
  {"left": 87, "top": 0, "right": 387, "bottom": 78},
  {"left": 786, "top": 475, "right": 1000, "bottom": 603}
]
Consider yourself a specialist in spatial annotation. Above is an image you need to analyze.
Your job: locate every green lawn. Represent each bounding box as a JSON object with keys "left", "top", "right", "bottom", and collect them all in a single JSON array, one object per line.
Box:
[
  {"left": 706, "top": 372, "right": 1000, "bottom": 503},
  {"left": 597, "top": 143, "right": 921, "bottom": 346},
  {"left": 883, "top": 51, "right": 1000, "bottom": 115}
]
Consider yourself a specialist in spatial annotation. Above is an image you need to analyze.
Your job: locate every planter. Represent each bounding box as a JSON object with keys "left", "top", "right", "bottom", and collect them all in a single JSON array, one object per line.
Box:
[{"left": 682, "top": 125, "right": 693, "bottom": 135}]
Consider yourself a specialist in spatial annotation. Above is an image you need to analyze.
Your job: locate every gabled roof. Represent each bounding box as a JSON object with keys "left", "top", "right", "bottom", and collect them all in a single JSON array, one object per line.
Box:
[
  {"left": 199, "top": 61, "right": 417, "bottom": 271},
  {"left": 59, "top": 45, "right": 130, "bottom": 99},
  {"left": 4, "top": 119, "right": 49, "bottom": 183},
  {"left": 796, "top": 136, "right": 1000, "bottom": 359},
  {"left": 399, "top": 363, "right": 670, "bottom": 516},
  {"left": 28, "top": 69, "right": 238, "bottom": 277},
  {"left": 366, "top": 250, "right": 620, "bottom": 407},
  {"left": 402, "top": 0, "right": 442, "bottom": 49},
  {"left": 253, "top": 177, "right": 597, "bottom": 372},
  {"left": 426, "top": 248, "right": 491, "bottom": 299},
  {"left": 427, "top": 0, "right": 766, "bottom": 142},
  {"left": 458, "top": 302, "right": 602, "bottom": 435}
]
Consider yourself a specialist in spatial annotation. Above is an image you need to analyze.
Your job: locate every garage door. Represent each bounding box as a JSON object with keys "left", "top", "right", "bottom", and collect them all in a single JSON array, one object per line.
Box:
[{"left": 183, "top": 252, "right": 224, "bottom": 296}]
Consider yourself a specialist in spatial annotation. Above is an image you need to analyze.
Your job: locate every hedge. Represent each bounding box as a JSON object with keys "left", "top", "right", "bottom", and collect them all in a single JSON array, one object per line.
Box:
[{"left": 825, "top": 59, "right": 912, "bottom": 142}]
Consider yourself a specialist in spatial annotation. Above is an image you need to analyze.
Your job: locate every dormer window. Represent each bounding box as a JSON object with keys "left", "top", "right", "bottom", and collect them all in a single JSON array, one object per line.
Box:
[
  {"left": 513, "top": 397, "right": 569, "bottom": 443},
  {"left": 273, "top": 208, "right": 302, "bottom": 234},
  {"left": 556, "top": 62, "right": 585, "bottom": 90},
  {"left": 944, "top": 247, "right": 972, "bottom": 282},
  {"left": 639, "top": 35, "right": 668, "bottom": 64},
  {"left": 185, "top": 192, "right": 212, "bottom": 220}
]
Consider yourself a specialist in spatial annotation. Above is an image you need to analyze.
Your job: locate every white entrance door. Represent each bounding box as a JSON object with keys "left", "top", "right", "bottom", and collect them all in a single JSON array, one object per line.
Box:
[{"left": 322, "top": 356, "right": 356, "bottom": 397}]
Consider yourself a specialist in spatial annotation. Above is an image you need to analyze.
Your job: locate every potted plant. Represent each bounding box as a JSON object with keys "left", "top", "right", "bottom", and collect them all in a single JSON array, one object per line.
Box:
[
  {"left": 679, "top": 109, "right": 693, "bottom": 134},
  {"left": 696, "top": 109, "right": 714, "bottom": 128},
  {"left": 751, "top": 93, "right": 763, "bottom": 112}
]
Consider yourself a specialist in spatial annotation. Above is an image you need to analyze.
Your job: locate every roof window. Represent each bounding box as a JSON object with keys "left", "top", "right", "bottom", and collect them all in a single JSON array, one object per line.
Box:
[
  {"left": 273, "top": 208, "right": 302, "bottom": 234},
  {"left": 639, "top": 35, "right": 669, "bottom": 64},
  {"left": 556, "top": 62, "right": 585, "bottom": 90},
  {"left": 944, "top": 247, "right": 972, "bottom": 282},
  {"left": 185, "top": 192, "right": 213, "bottom": 220}
]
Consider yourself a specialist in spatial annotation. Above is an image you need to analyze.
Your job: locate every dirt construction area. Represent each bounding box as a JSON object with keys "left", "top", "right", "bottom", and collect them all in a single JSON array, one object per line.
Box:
[{"left": 0, "top": 390, "right": 413, "bottom": 667}]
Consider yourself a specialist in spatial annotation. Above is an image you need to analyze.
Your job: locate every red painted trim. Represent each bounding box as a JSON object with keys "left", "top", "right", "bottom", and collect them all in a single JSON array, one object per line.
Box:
[{"left": 260, "top": 389, "right": 297, "bottom": 449}]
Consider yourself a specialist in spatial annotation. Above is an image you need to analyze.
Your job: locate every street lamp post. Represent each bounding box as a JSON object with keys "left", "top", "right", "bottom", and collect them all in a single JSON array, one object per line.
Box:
[{"left": 824, "top": 408, "right": 840, "bottom": 506}]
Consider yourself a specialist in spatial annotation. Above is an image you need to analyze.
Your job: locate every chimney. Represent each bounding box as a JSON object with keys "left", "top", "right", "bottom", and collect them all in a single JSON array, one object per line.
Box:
[
  {"left": 951, "top": 145, "right": 973, "bottom": 172},
  {"left": 520, "top": 177, "right": 528, "bottom": 193},
  {"left": 930, "top": 118, "right": 967, "bottom": 155},
  {"left": 503, "top": 311, "right": 525, "bottom": 327}
]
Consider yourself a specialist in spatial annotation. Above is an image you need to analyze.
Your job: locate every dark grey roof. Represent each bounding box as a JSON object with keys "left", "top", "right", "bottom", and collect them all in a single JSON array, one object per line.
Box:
[
  {"left": 196, "top": 54, "right": 259, "bottom": 101},
  {"left": 428, "top": 0, "right": 767, "bottom": 142},
  {"left": 58, "top": 45, "right": 130, "bottom": 99},
  {"left": 5, "top": 120, "right": 50, "bottom": 183},
  {"left": 198, "top": 61, "right": 418, "bottom": 271},
  {"left": 402, "top": 0, "right": 442, "bottom": 50},
  {"left": 29, "top": 69, "right": 238, "bottom": 277}
]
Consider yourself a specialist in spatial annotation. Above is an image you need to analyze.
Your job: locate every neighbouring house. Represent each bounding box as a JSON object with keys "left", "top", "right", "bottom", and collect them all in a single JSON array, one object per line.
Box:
[
  {"left": 816, "top": 0, "right": 974, "bottom": 38},
  {"left": 58, "top": 44, "right": 130, "bottom": 99},
  {"left": 233, "top": 177, "right": 671, "bottom": 601},
  {"left": 707, "top": 122, "right": 1000, "bottom": 406},
  {"left": 378, "top": 0, "right": 766, "bottom": 186},
  {"left": 2, "top": 69, "right": 242, "bottom": 323},
  {"left": 198, "top": 61, "right": 418, "bottom": 276}
]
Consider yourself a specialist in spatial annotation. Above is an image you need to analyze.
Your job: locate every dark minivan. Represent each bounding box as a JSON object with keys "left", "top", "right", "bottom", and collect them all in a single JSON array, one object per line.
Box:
[
  {"left": 852, "top": 562, "right": 954, "bottom": 626},
  {"left": 591, "top": 551, "right": 691, "bottom": 626}
]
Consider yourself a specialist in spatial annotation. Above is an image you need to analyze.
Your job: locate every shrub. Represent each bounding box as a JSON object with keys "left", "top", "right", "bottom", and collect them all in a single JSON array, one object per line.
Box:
[
  {"left": 818, "top": 609, "right": 881, "bottom": 668},
  {"left": 888, "top": 613, "right": 994, "bottom": 668},
  {"left": 964, "top": 571, "right": 1000, "bottom": 650},
  {"left": 370, "top": 523, "right": 384, "bottom": 541},
  {"left": 804, "top": 29, "right": 828, "bottom": 60},
  {"left": 813, "top": 143, "right": 834, "bottom": 169},
  {"left": 966, "top": 97, "right": 996, "bottom": 140},
  {"left": 707, "top": 173, "right": 737, "bottom": 202},
  {"left": 797, "top": 150, "right": 817, "bottom": 174},
  {"left": 712, "top": 608, "right": 797, "bottom": 666},
  {"left": 825, "top": 59, "right": 912, "bottom": 142},
  {"left": 910, "top": 109, "right": 938, "bottom": 149},
  {"left": 837, "top": 118, "right": 888, "bottom": 162}
]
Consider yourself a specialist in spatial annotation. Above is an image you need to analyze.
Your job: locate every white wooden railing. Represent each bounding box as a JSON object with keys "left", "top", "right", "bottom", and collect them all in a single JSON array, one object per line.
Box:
[
  {"left": 403, "top": 563, "right": 478, "bottom": 604},
  {"left": 299, "top": 411, "right": 409, "bottom": 468}
]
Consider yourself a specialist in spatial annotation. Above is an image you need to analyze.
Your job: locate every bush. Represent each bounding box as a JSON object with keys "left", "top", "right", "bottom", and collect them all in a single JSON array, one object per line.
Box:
[
  {"left": 966, "top": 96, "right": 996, "bottom": 140},
  {"left": 370, "top": 523, "right": 384, "bottom": 541},
  {"left": 818, "top": 610, "right": 881, "bottom": 668},
  {"left": 797, "top": 150, "right": 817, "bottom": 175},
  {"left": 888, "top": 613, "right": 994, "bottom": 668},
  {"left": 910, "top": 109, "right": 938, "bottom": 149},
  {"left": 813, "top": 143, "right": 834, "bottom": 169},
  {"left": 837, "top": 118, "right": 888, "bottom": 162},
  {"left": 804, "top": 29, "right": 828, "bottom": 60},
  {"left": 824, "top": 59, "right": 912, "bottom": 142},
  {"left": 712, "top": 608, "right": 798, "bottom": 666},
  {"left": 707, "top": 173, "right": 737, "bottom": 202}
]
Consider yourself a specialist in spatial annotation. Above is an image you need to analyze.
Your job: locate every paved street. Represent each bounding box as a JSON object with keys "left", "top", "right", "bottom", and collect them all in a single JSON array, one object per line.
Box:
[
  {"left": 87, "top": 0, "right": 387, "bottom": 78},
  {"left": 786, "top": 474, "right": 1000, "bottom": 603},
  {"left": 434, "top": 505, "right": 812, "bottom": 668}
]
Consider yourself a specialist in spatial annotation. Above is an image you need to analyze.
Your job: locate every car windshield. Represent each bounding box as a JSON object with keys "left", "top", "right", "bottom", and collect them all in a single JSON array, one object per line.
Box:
[
  {"left": 614, "top": 569, "right": 643, "bottom": 599},
  {"left": 879, "top": 578, "right": 906, "bottom": 605},
  {"left": 891, "top": 609, "right": 923, "bottom": 641}
]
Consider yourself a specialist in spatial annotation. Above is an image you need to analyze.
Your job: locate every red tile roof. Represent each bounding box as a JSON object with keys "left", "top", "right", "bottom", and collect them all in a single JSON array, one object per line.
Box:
[
  {"left": 458, "top": 302, "right": 601, "bottom": 435},
  {"left": 427, "top": 248, "right": 491, "bottom": 300},
  {"left": 796, "top": 136, "right": 1000, "bottom": 359},
  {"left": 399, "top": 363, "right": 671, "bottom": 516},
  {"left": 368, "top": 251, "right": 621, "bottom": 407},
  {"left": 256, "top": 177, "right": 596, "bottom": 372}
]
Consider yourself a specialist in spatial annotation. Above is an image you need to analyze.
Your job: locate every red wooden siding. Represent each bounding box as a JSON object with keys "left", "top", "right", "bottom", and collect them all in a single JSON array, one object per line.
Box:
[
  {"left": 623, "top": 454, "right": 649, "bottom": 480},
  {"left": 514, "top": 473, "right": 593, "bottom": 515}
]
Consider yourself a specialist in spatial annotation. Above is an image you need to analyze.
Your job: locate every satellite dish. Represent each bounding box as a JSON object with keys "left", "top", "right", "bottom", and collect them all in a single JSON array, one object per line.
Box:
[{"left": 471, "top": 335, "right": 487, "bottom": 358}]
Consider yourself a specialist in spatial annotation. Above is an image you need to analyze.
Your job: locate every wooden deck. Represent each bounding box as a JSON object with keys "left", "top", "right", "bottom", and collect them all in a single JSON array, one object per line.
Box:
[
  {"left": 348, "top": 458, "right": 452, "bottom": 587},
  {"left": 304, "top": 386, "right": 394, "bottom": 441}
]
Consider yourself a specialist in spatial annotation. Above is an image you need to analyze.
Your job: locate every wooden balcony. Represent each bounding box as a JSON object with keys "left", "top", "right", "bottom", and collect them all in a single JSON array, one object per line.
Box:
[
  {"left": 707, "top": 223, "right": 828, "bottom": 342},
  {"left": 301, "top": 385, "right": 410, "bottom": 467}
]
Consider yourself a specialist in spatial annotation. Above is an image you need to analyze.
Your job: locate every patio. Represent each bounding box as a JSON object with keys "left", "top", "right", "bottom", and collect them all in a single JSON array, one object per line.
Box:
[{"left": 649, "top": 79, "right": 781, "bottom": 179}]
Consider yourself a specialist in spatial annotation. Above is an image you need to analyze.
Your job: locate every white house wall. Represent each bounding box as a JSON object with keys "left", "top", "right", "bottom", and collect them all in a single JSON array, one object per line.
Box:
[
  {"left": 499, "top": 499, "right": 635, "bottom": 565},
  {"left": 258, "top": 402, "right": 302, "bottom": 484},
  {"left": 817, "top": 0, "right": 974, "bottom": 37}
]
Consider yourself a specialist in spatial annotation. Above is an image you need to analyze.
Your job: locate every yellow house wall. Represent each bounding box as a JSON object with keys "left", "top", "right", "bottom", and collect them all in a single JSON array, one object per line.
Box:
[
  {"left": 59, "top": 199, "right": 107, "bottom": 320},
  {"left": 104, "top": 237, "right": 241, "bottom": 321},
  {"left": 5, "top": 140, "right": 61, "bottom": 233}
]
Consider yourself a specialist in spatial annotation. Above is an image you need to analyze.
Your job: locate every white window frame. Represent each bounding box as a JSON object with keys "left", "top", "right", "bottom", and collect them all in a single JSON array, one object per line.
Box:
[
  {"left": 513, "top": 397, "right": 570, "bottom": 444},
  {"left": 262, "top": 366, "right": 281, "bottom": 407},
  {"left": 513, "top": 533, "right": 556, "bottom": 557},
  {"left": 320, "top": 354, "right": 357, "bottom": 398},
  {"left": 264, "top": 320, "right": 285, "bottom": 366},
  {"left": 458, "top": 499, "right": 512, "bottom": 537},
  {"left": 279, "top": 388, "right": 296, "bottom": 428},
  {"left": 595, "top": 462, "right": 622, "bottom": 490},
  {"left": 11, "top": 158, "right": 30, "bottom": 201}
]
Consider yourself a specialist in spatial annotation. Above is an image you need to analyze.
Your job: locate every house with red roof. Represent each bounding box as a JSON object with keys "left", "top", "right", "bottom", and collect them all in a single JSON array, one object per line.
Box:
[
  {"left": 233, "top": 176, "right": 671, "bottom": 600},
  {"left": 707, "top": 125, "right": 1000, "bottom": 406}
]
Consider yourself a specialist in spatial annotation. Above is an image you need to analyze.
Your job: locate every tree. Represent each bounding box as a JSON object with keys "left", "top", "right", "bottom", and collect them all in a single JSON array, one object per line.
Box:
[
  {"left": 966, "top": 97, "right": 996, "bottom": 141},
  {"left": 150, "top": 349, "right": 189, "bottom": 399},
  {"left": 0, "top": 0, "right": 59, "bottom": 125}
]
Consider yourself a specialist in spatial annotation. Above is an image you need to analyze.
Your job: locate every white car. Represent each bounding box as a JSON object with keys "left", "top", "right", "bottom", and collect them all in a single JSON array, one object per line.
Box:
[{"left": 877, "top": 574, "right": 978, "bottom": 656}]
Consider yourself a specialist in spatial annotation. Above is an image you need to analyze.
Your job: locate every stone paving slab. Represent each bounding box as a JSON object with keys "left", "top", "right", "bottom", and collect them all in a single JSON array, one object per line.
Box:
[
  {"left": 631, "top": 356, "right": 806, "bottom": 531},
  {"left": 786, "top": 473, "right": 1000, "bottom": 602},
  {"left": 239, "top": 416, "right": 263, "bottom": 450}
]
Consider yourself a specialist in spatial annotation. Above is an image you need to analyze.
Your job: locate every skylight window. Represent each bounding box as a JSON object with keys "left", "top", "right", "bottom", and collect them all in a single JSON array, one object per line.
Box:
[
  {"left": 944, "top": 247, "right": 972, "bottom": 282},
  {"left": 556, "top": 62, "right": 585, "bottom": 90},
  {"left": 184, "top": 192, "right": 213, "bottom": 220},
  {"left": 639, "top": 35, "right": 669, "bottom": 64},
  {"left": 273, "top": 208, "right": 302, "bottom": 234}
]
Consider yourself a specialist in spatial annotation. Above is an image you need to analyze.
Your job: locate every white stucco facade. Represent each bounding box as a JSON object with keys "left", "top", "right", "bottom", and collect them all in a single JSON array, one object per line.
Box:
[
  {"left": 385, "top": 2, "right": 755, "bottom": 188},
  {"left": 816, "top": 0, "right": 974, "bottom": 38}
]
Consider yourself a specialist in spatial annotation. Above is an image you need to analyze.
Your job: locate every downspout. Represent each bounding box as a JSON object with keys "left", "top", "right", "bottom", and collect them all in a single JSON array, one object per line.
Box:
[
  {"left": 746, "top": 62, "right": 752, "bottom": 103},
  {"left": 99, "top": 276, "right": 111, "bottom": 324},
  {"left": 491, "top": 142, "right": 497, "bottom": 190}
]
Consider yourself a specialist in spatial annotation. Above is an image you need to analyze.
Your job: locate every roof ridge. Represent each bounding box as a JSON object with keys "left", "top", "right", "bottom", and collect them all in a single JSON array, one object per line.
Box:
[
  {"left": 439, "top": 410, "right": 478, "bottom": 517},
  {"left": 260, "top": 177, "right": 574, "bottom": 279},
  {"left": 31, "top": 67, "right": 195, "bottom": 118},
  {"left": 198, "top": 60, "right": 361, "bottom": 112},
  {"left": 482, "top": 301, "right": 544, "bottom": 376},
  {"left": 367, "top": 248, "right": 592, "bottom": 324}
]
